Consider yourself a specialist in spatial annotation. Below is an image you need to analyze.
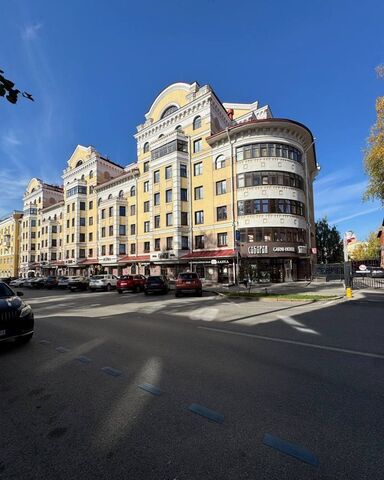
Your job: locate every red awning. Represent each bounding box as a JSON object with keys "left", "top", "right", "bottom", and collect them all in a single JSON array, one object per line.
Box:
[
  {"left": 51, "top": 261, "right": 65, "bottom": 266},
  {"left": 181, "top": 249, "right": 236, "bottom": 260},
  {"left": 118, "top": 255, "right": 150, "bottom": 263},
  {"left": 78, "top": 258, "right": 99, "bottom": 265}
]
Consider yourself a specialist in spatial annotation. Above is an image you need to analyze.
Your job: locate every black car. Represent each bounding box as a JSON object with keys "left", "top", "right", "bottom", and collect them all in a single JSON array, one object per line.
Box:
[
  {"left": 68, "top": 276, "right": 89, "bottom": 291},
  {"left": 144, "top": 276, "right": 169, "bottom": 295},
  {"left": 44, "top": 276, "right": 58, "bottom": 289},
  {"left": 0, "top": 282, "right": 34, "bottom": 344},
  {"left": 30, "top": 277, "right": 46, "bottom": 289}
]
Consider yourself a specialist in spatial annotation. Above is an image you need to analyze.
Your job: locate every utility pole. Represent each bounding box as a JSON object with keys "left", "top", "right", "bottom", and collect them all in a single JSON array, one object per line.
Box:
[{"left": 343, "top": 231, "right": 354, "bottom": 298}]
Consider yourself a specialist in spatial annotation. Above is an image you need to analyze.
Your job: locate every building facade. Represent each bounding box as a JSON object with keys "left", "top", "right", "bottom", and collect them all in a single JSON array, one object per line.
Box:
[
  {"left": 0, "top": 211, "right": 23, "bottom": 278},
  {"left": 12, "top": 81, "right": 318, "bottom": 283}
]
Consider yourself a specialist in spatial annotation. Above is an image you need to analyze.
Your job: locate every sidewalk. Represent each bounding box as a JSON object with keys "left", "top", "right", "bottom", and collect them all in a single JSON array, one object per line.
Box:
[{"left": 202, "top": 280, "right": 346, "bottom": 297}]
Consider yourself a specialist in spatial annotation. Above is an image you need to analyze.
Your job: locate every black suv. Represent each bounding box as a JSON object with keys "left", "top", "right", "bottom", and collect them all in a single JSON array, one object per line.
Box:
[
  {"left": 0, "top": 282, "right": 34, "bottom": 344},
  {"left": 144, "top": 276, "right": 169, "bottom": 295}
]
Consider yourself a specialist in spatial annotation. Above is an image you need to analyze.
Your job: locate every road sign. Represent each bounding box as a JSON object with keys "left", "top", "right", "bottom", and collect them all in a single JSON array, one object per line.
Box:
[{"left": 359, "top": 264, "right": 367, "bottom": 271}]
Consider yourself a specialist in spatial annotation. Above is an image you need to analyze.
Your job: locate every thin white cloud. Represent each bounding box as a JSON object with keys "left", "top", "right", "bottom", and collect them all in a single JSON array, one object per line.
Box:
[
  {"left": 21, "top": 22, "right": 42, "bottom": 40},
  {"left": 2, "top": 132, "right": 22, "bottom": 147},
  {"left": 329, "top": 207, "right": 382, "bottom": 225}
]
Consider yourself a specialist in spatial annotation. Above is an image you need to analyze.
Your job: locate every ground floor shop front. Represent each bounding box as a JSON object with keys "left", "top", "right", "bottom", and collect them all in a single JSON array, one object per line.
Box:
[{"left": 239, "top": 257, "right": 311, "bottom": 283}]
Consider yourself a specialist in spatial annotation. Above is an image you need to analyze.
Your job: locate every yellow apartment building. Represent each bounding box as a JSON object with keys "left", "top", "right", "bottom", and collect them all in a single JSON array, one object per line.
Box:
[
  {"left": 0, "top": 211, "right": 23, "bottom": 278},
  {"left": 14, "top": 81, "right": 318, "bottom": 283}
]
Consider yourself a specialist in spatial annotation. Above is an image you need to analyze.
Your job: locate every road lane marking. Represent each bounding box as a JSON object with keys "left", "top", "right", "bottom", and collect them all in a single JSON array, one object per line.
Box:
[
  {"left": 188, "top": 404, "right": 224, "bottom": 424},
  {"left": 137, "top": 383, "right": 162, "bottom": 396},
  {"left": 101, "top": 367, "right": 122, "bottom": 377},
  {"left": 75, "top": 356, "right": 92, "bottom": 364},
  {"left": 198, "top": 326, "right": 384, "bottom": 360},
  {"left": 263, "top": 433, "right": 319, "bottom": 466},
  {"left": 56, "top": 346, "right": 70, "bottom": 353},
  {"left": 39, "top": 340, "right": 51, "bottom": 344}
]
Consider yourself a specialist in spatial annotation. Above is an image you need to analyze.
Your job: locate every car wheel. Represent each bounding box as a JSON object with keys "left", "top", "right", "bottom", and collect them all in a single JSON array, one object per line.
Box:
[
  {"left": 90, "top": 289, "right": 95, "bottom": 292},
  {"left": 175, "top": 291, "right": 180, "bottom": 298},
  {"left": 106, "top": 284, "right": 112, "bottom": 292},
  {"left": 117, "top": 289, "right": 122, "bottom": 294},
  {"left": 15, "top": 333, "right": 33, "bottom": 344},
  {"left": 133, "top": 285, "right": 139, "bottom": 293},
  {"left": 196, "top": 289, "right": 203, "bottom": 297},
  {"left": 144, "top": 290, "right": 149, "bottom": 295}
]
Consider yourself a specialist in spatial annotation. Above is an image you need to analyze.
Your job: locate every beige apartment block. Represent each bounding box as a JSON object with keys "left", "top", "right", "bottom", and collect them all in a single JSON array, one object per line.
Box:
[
  {"left": 14, "top": 81, "right": 318, "bottom": 283},
  {"left": 0, "top": 211, "right": 23, "bottom": 278}
]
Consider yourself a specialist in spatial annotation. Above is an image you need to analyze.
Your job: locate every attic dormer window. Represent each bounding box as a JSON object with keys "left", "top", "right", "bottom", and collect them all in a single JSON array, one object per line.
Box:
[
  {"left": 161, "top": 105, "right": 178, "bottom": 119},
  {"left": 76, "top": 160, "right": 83, "bottom": 167}
]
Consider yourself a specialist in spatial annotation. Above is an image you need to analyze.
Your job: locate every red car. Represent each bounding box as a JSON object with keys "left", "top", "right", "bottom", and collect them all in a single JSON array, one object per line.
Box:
[
  {"left": 175, "top": 272, "right": 202, "bottom": 297},
  {"left": 117, "top": 275, "right": 146, "bottom": 293}
]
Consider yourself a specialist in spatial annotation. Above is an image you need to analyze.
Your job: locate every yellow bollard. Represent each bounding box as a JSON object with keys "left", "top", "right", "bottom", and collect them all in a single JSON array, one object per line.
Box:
[{"left": 346, "top": 287, "right": 353, "bottom": 298}]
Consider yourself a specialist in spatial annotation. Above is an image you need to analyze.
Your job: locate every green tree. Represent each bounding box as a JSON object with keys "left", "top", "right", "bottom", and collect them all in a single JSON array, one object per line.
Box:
[
  {"left": 0, "top": 68, "right": 34, "bottom": 104},
  {"left": 363, "top": 65, "right": 384, "bottom": 203},
  {"left": 365, "top": 231, "right": 381, "bottom": 260},
  {"left": 315, "top": 217, "right": 343, "bottom": 264}
]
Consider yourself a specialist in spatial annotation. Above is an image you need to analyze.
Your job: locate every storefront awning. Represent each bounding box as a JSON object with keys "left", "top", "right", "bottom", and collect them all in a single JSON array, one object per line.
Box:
[
  {"left": 181, "top": 249, "right": 236, "bottom": 260},
  {"left": 51, "top": 261, "right": 65, "bottom": 266},
  {"left": 118, "top": 255, "right": 150, "bottom": 264},
  {"left": 78, "top": 258, "right": 99, "bottom": 265}
]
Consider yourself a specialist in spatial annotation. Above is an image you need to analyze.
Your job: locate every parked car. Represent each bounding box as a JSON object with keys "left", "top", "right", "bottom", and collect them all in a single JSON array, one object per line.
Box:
[
  {"left": 57, "top": 276, "right": 77, "bottom": 289},
  {"left": 0, "top": 282, "right": 34, "bottom": 345},
  {"left": 30, "top": 277, "right": 46, "bottom": 289},
  {"left": 144, "top": 276, "right": 169, "bottom": 295},
  {"left": 23, "top": 278, "right": 35, "bottom": 288},
  {"left": 68, "top": 276, "right": 89, "bottom": 291},
  {"left": 117, "top": 275, "right": 146, "bottom": 294},
  {"left": 175, "top": 272, "right": 202, "bottom": 297},
  {"left": 9, "top": 278, "right": 26, "bottom": 288},
  {"left": 89, "top": 274, "right": 118, "bottom": 291},
  {"left": 0, "top": 277, "right": 12, "bottom": 285},
  {"left": 371, "top": 268, "right": 384, "bottom": 278},
  {"left": 44, "top": 276, "right": 58, "bottom": 289}
]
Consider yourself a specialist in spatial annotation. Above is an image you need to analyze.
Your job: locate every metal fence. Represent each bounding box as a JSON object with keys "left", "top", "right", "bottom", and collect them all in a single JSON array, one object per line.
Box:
[{"left": 313, "top": 263, "right": 344, "bottom": 281}]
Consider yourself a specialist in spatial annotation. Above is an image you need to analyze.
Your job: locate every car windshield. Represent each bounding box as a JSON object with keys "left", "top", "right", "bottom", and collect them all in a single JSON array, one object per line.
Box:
[
  {"left": 148, "top": 276, "right": 162, "bottom": 283},
  {"left": 179, "top": 273, "right": 198, "bottom": 280},
  {"left": 120, "top": 276, "right": 133, "bottom": 280},
  {"left": 0, "top": 282, "right": 15, "bottom": 297}
]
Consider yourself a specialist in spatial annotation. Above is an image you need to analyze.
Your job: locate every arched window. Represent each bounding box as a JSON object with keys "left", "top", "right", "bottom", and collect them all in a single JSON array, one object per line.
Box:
[
  {"left": 143, "top": 142, "right": 149, "bottom": 153},
  {"left": 193, "top": 116, "right": 201, "bottom": 130},
  {"left": 98, "top": 198, "right": 102, "bottom": 206},
  {"left": 118, "top": 190, "right": 124, "bottom": 198},
  {"left": 131, "top": 264, "right": 137, "bottom": 274},
  {"left": 54, "top": 214, "right": 57, "bottom": 220},
  {"left": 89, "top": 186, "right": 94, "bottom": 193},
  {"left": 161, "top": 105, "right": 178, "bottom": 119},
  {"left": 158, "top": 134, "right": 164, "bottom": 139},
  {"left": 215, "top": 155, "right": 226, "bottom": 169},
  {"left": 108, "top": 193, "right": 113, "bottom": 199},
  {"left": 81, "top": 174, "right": 85, "bottom": 180},
  {"left": 76, "top": 160, "right": 83, "bottom": 167},
  {"left": 175, "top": 125, "right": 182, "bottom": 131},
  {"left": 130, "top": 185, "right": 136, "bottom": 197},
  {"left": 89, "top": 170, "right": 93, "bottom": 178}
]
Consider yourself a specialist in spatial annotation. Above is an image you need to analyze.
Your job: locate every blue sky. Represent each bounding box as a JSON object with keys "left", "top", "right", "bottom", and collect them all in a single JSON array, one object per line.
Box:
[{"left": 1, "top": 0, "right": 383, "bottom": 239}]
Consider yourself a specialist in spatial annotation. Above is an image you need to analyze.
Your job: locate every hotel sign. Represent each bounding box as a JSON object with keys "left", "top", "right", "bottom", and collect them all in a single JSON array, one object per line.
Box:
[{"left": 241, "top": 242, "right": 308, "bottom": 257}]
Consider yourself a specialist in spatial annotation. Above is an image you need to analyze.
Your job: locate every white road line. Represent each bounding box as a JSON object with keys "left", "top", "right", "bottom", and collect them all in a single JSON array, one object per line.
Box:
[{"left": 198, "top": 326, "right": 384, "bottom": 360}]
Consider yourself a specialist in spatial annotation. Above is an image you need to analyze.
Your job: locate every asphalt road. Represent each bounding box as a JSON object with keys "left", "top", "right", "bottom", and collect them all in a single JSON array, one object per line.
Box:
[{"left": 1, "top": 288, "right": 383, "bottom": 479}]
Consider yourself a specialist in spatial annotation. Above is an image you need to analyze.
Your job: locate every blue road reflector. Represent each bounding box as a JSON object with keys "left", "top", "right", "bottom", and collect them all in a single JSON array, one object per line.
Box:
[
  {"left": 56, "top": 346, "right": 70, "bottom": 353},
  {"left": 75, "top": 356, "right": 92, "bottom": 364},
  {"left": 101, "top": 367, "right": 122, "bottom": 377},
  {"left": 137, "top": 383, "right": 162, "bottom": 396},
  {"left": 188, "top": 404, "right": 224, "bottom": 424},
  {"left": 263, "top": 433, "right": 319, "bottom": 467}
]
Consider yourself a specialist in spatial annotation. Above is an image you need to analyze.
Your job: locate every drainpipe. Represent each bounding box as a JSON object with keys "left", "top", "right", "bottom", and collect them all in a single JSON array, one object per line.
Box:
[
  {"left": 188, "top": 135, "right": 193, "bottom": 273},
  {"left": 303, "top": 138, "right": 316, "bottom": 280},
  {"left": 226, "top": 127, "right": 238, "bottom": 285}
]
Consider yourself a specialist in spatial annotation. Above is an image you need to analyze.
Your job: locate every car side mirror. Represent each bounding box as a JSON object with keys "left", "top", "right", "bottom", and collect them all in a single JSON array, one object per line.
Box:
[{"left": 17, "top": 291, "right": 24, "bottom": 296}]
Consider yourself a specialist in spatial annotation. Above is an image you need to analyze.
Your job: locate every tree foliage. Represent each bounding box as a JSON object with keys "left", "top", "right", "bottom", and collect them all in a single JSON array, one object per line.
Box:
[
  {"left": 0, "top": 69, "right": 34, "bottom": 104},
  {"left": 349, "top": 232, "right": 381, "bottom": 261},
  {"left": 315, "top": 217, "right": 343, "bottom": 264},
  {"left": 363, "top": 66, "right": 384, "bottom": 203}
]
